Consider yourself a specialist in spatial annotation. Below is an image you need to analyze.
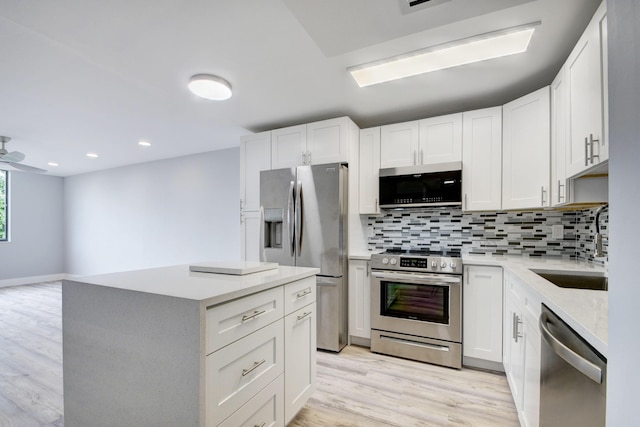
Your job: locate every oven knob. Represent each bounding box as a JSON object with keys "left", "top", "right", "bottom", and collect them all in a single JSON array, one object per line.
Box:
[
  {"left": 431, "top": 261, "right": 437, "bottom": 268},
  {"left": 440, "top": 261, "right": 447, "bottom": 269},
  {"left": 450, "top": 262, "right": 457, "bottom": 269},
  {"left": 382, "top": 257, "right": 389, "bottom": 265},
  {"left": 390, "top": 258, "right": 397, "bottom": 265}
]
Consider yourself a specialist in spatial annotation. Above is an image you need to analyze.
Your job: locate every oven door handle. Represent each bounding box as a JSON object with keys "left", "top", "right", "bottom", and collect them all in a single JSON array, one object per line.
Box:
[{"left": 371, "top": 271, "right": 461, "bottom": 284}]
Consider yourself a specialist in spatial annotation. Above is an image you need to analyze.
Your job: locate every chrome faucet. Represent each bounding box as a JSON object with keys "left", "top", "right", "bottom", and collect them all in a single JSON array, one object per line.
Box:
[{"left": 594, "top": 204, "right": 608, "bottom": 258}]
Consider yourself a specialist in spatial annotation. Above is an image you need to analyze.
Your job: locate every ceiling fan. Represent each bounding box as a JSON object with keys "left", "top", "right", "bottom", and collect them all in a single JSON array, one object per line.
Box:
[{"left": 0, "top": 136, "right": 47, "bottom": 173}]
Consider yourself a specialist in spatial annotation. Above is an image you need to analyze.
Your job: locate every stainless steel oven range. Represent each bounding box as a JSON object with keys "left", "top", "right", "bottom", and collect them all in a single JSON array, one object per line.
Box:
[{"left": 370, "top": 249, "right": 463, "bottom": 369}]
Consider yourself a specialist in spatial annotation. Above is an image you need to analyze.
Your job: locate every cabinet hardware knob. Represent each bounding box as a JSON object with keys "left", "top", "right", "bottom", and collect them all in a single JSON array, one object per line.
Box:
[
  {"left": 297, "top": 311, "right": 312, "bottom": 321},
  {"left": 241, "top": 359, "right": 266, "bottom": 376},
  {"left": 295, "top": 289, "right": 312, "bottom": 299},
  {"left": 242, "top": 309, "right": 266, "bottom": 322}
]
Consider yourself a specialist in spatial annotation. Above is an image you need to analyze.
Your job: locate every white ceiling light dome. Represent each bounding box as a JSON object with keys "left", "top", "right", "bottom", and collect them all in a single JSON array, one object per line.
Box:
[{"left": 188, "top": 74, "right": 233, "bottom": 100}]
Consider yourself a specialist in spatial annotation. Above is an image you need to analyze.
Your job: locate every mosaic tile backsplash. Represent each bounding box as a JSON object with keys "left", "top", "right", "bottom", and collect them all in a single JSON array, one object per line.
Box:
[{"left": 367, "top": 206, "right": 609, "bottom": 263}]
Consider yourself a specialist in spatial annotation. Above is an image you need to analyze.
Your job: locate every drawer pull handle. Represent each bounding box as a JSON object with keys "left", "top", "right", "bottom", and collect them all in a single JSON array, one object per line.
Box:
[
  {"left": 295, "top": 289, "right": 311, "bottom": 299},
  {"left": 255, "top": 423, "right": 266, "bottom": 427},
  {"left": 297, "top": 311, "right": 312, "bottom": 321},
  {"left": 242, "top": 359, "right": 266, "bottom": 377},
  {"left": 242, "top": 310, "right": 266, "bottom": 322}
]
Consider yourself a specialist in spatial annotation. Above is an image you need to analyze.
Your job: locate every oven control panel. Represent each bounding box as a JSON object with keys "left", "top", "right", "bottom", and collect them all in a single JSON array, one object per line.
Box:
[{"left": 371, "top": 254, "right": 462, "bottom": 275}]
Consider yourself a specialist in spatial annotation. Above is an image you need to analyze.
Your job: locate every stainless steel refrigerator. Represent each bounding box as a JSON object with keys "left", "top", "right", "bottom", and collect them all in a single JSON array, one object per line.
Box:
[{"left": 260, "top": 163, "right": 348, "bottom": 352}]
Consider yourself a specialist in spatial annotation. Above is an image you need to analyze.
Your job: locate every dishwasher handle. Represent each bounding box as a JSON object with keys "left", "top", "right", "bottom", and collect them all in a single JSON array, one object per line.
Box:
[{"left": 539, "top": 312, "right": 602, "bottom": 384}]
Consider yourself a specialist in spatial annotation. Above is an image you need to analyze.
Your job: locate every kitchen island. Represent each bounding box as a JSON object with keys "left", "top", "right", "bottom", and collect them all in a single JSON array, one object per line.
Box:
[{"left": 62, "top": 263, "right": 319, "bottom": 427}]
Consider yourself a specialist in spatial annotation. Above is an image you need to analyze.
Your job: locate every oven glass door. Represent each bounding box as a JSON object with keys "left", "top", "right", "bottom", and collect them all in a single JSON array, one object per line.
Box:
[{"left": 380, "top": 280, "right": 449, "bottom": 324}]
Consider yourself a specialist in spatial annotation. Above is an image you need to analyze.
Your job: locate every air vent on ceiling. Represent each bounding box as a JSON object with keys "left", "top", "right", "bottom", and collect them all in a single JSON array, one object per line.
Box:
[{"left": 399, "top": 0, "right": 452, "bottom": 14}]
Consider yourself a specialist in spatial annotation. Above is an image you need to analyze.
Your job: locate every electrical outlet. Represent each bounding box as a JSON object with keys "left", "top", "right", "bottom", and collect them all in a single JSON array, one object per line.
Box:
[{"left": 552, "top": 224, "right": 564, "bottom": 240}]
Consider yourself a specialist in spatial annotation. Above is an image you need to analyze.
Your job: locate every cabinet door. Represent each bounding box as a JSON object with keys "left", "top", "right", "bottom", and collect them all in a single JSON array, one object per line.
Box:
[
  {"left": 348, "top": 260, "right": 371, "bottom": 340},
  {"left": 462, "top": 107, "right": 502, "bottom": 211},
  {"left": 600, "top": 12, "right": 609, "bottom": 165},
  {"left": 358, "top": 127, "right": 381, "bottom": 214},
  {"left": 240, "top": 132, "right": 271, "bottom": 211},
  {"left": 551, "top": 68, "right": 569, "bottom": 206},
  {"left": 502, "top": 86, "right": 551, "bottom": 210},
  {"left": 284, "top": 302, "right": 316, "bottom": 424},
  {"left": 380, "top": 121, "right": 419, "bottom": 168},
  {"left": 463, "top": 266, "right": 503, "bottom": 363},
  {"left": 241, "top": 211, "right": 261, "bottom": 262},
  {"left": 306, "top": 117, "right": 350, "bottom": 165},
  {"left": 566, "top": 3, "right": 607, "bottom": 177},
  {"left": 522, "top": 319, "right": 541, "bottom": 427},
  {"left": 504, "top": 295, "right": 525, "bottom": 412},
  {"left": 418, "top": 113, "right": 462, "bottom": 164},
  {"left": 217, "top": 375, "right": 284, "bottom": 427},
  {"left": 271, "top": 124, "right": 306, "bottom": 169}
]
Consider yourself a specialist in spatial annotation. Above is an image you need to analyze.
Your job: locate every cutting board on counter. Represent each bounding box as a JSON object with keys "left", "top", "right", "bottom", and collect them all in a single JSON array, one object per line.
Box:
[{"left": 189, "top": 261, "right": 279, "bottom": 275}]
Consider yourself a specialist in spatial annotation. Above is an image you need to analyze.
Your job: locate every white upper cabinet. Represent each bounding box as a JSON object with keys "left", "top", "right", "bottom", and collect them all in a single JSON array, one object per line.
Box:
[
  {"left": 380, "top": 114, "right": 462, "bottom": 169},
  {"left": 271, "top": 124, "right": 307, "bottom": 169},
  {"left": 566, "top": 2, "right": 608, "bottom": 177},
  {"left": 379, "top": 121, "right": 419, "bottom": 168},
  {"left": 418, "top": 113, "right": 463, "bottom": 165},
  {"left": 502, "top": 86, "right": 551, "bottom": 210},
  {"left": 551, "top": 67, "right": 569, "bottom": 207},
  {"left": 358, "top": 127, "right": 381, "bottom": 214},
  {"left": 462, "top": 107, "right": 502, "bottom": 212},
  {"left": 240, "top": 131, "right": 272, "bottom": 212},
  {"left": 271, "top": 117, "right": 355, "bottom": 169},
  {"left": 306, "top": 117, "right": 350, "bottom": 165}
]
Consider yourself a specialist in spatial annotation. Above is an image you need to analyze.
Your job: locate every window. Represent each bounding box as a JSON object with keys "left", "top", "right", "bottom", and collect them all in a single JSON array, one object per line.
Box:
[{"left": 0, "top": 170, "right": 7, "bottom": 241}]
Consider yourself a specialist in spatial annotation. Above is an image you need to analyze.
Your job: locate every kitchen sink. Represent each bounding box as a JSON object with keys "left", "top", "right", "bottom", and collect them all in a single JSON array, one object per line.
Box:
[{"left": 532, "top": 270, "right": 608, "bottom": 291}]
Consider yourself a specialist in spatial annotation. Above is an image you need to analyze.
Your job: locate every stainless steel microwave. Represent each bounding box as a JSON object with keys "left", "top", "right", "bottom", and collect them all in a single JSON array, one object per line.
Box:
[{"left": 379, "top": 161, "right": 462, "bottom": 209}]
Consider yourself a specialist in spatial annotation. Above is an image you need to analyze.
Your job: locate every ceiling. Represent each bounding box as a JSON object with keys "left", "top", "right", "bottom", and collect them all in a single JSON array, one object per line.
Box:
[{"left": 0, "top": 0, "right": 601, "bottom": 177}]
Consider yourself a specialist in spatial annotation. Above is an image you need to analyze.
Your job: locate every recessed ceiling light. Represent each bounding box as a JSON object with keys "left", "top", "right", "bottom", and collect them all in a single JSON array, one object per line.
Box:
[
  {"left": 138, "top": 140, "right": 151, "bottom": 147},
  {"left": 348, "top": 23, "right": 540, "bottom": 87},
  {"left": 48, "top": 162, "right": 59, "bottom": 167},
  {"left": 86, "top": 153, "right": 99, "bottom": 158},
  {"left": 188, "top": 74, "right": 232, "bottom": 100}
]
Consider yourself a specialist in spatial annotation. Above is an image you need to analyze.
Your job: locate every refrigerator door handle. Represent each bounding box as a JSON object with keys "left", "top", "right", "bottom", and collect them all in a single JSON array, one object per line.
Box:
[
  {"left": 287, "top": 180, "right": 295, "bottom": 257},
  {"left": 295, "top": 180, "right": 302, "bottom": 256},
  {"left": 259, "top": 206, "right": 265, "bottom": 262}
]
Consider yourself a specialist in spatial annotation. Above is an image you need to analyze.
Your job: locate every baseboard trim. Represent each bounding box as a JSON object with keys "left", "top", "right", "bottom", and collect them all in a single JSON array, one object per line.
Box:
[
  {"left": 349, "top": 336, "right": 371, "bottom": 348},
  {"left": 0, "top": 273, "right": 67, "bottom": 288},
  {"left": 463, "top": 356, "right": 505, "bottom": 373}
]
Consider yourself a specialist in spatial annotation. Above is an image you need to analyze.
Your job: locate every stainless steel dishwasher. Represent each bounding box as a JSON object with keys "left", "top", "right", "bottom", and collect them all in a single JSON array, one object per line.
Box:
[{"left": 539, "top": 304, "right": 607, "bottom": 426}]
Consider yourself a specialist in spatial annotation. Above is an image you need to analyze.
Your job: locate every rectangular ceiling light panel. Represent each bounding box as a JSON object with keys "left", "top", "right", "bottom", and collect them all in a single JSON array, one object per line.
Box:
[{"left": 349, "top": 25, "right": 537, "bottom": 87}]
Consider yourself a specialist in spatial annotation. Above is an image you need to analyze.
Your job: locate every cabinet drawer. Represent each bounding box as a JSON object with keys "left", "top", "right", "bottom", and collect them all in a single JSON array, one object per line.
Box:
[
  {"left": 206, "top": 320, "right": 284, "bottom": 427},
  {"left": 206, "top": 287, "right": 283, "bottom": 354},
  {"left": 218, "top": 375, "right": 284, "bottom": 427},
  {"left": 283, "top": 277, "right": 316, "bottom": 316}
]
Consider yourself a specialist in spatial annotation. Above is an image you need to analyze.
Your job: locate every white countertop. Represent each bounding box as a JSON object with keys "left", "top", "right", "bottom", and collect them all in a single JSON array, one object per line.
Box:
[
  {"left": 65, "top": 264, "right": 320, "bottom": 307},
  {"left": 349, "top": 250, "right": 383, "bottom": 260},
  {"left": 463, "top": 254, "right": 608, "bottom": 356}
]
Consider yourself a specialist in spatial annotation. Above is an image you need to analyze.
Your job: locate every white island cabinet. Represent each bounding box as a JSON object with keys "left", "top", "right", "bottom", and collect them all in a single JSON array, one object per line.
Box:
[{"left": 62, "top": 264, "right": 318, "bottom": 427}]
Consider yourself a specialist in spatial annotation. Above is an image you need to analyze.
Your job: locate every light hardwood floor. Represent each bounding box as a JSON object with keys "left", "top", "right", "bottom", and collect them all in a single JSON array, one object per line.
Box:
[{"left": 0, "top": 282, "right": 518, "bottom": 426}]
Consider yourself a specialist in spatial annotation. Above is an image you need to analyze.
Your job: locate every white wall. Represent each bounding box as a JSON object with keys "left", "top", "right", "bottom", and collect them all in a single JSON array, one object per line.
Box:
[
  {"left": 64, "top": 148, "right": 240, "bottom": 276},
  {"left": 0, "top": 170, "right": 65, "bottom": 282},
  {"left": 606, "top": 0, "right": 639, "bottom": 424}
]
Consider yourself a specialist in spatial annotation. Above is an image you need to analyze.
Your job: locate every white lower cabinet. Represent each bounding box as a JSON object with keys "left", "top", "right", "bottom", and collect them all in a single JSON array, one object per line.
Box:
[
  {"left": 218, "top": 375, "right": 284, "bottom": 427},
  {"left": 206, "top": 321, "right": 284, "bottom": 426},
  {"left": 284, "top": 302, "right": 317, "bottom": 424},
  {"left": 348, "top": 259, "right": 371, "bottom": 344},
  {"left": 241, "top": 210, "right": 261, "bottom": 261},
  {"left": 503, "top": 271, "right": 542, "bottom": 427},
  {"left": 206, "top": 278, "right": 317, "bottom": 427},
  {"left": 463, "top": 266, "right": 503, "bottom": 368}
]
